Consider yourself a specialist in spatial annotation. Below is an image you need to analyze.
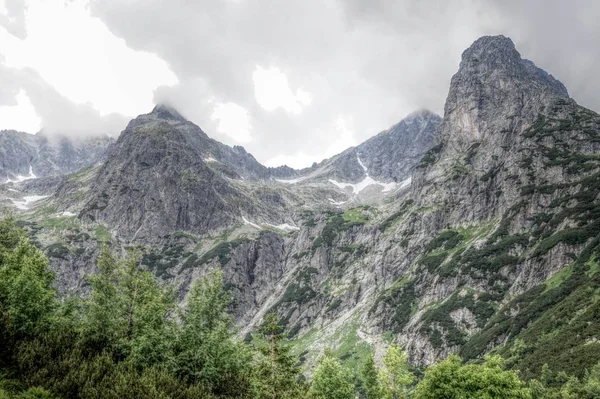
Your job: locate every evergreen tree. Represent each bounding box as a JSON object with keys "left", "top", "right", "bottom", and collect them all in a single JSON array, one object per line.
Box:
[
  {"left": 310, "top": 352, "right": 354, "bottom": 399},
  {"left": 79, "top": 246, "right": 176, "bottom": 367},
  {"left": 0, "top": 217, "right": 55, "bottom": 370},
  {"left": 361, "top": 354, "right": 381, "bottom": 399},
  {"left": 252, "top": 312, "right": 305, "bottom": 399},
  {"left": 172, "top": 269, "right": 252, "bottom": 397}
]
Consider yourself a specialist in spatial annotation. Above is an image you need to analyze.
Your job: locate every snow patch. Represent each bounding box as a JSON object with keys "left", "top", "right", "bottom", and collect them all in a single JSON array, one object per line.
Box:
[
  {"left": 399, "top": 177, "right": 412, "bottom": 189},
  {"left": 266, "top": 222, "right": 300, "bottom": 231},
  {"left": 8, "top": 188, "right": 19, "bottom": 192},
  {"left": 328, "top": 198, "right": 346, "bottom": 206},
  {"left": 203, "top": 157, "right": 220, "bottom": 163},
  {"left": 356, "top": 155, "right": 368, "bottom": 172},
  {"left": 242, "top": 216, "right": 260, "bottom": 229},
  {"left": 11, "top": 195, "right": 48, "bottom": 210},
  {"left": 58, "top": 211, "right": 76, "bottom": 217},
  {"left": 275, "top": 176, "right": 308, "bottom": 184},
  {"left": 329, "top": 176, "right": 397, "bottom": 195},
  {"left": 329, "top": 155, "right": 402, "bottom": 194},
  {"left": 5, "top": 165, "right": 37, "bottom": 183}
]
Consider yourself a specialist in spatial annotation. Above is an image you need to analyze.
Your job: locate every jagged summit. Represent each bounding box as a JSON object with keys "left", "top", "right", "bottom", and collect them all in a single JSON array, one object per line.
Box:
[
  {"left": 454, "top": 35, "right": 568, "bottom": 100},
  {"left": 150, "top": 103, "right": 187, "bottom": 122},
  {"left": 404, "top": 109, "right": 438, "bottom": 121}
]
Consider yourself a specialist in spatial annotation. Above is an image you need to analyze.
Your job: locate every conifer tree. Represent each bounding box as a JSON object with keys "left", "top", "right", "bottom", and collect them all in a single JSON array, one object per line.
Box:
[
  {"left": 252, "top": 312, "right": 304, "bottom": 399},
  {"left": 361, "top": 354, "right": 382, "bottom": 399}
]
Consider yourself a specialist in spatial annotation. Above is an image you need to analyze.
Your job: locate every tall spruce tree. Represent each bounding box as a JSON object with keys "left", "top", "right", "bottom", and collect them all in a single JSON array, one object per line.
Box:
[{"left": 252, "top": 312, "right": 304, "bottom": 399}]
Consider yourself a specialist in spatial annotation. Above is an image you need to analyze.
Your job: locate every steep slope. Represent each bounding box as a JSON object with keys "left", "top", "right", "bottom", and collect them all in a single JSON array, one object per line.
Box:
[
  {"left": 77, "top": 105, "right": 301, "bottom": 242},
  {"left": 13, "top": 34, "right": 600, "bottom": 381},
  {"left": 184, "top": 35, "right": 600, "bottom": 377},
  {"left": 0, "top": 130, "right": 114, "bottom": 182},
  {"left": 368, "top": 35, "right": 600, "bottom": 376},
  {"left": 276, "top": 110, "right": 440, "bottom": 193}
]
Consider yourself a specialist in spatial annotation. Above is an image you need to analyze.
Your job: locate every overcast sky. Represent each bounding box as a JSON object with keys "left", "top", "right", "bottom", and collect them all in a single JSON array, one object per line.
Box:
[{"left": 1, "top": 0, "right": 599, "bottom": 167}]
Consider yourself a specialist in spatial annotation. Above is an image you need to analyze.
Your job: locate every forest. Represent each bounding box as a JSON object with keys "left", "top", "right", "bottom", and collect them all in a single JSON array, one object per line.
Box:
[{"left": 1, "top": 215, "right": 599, "bottom": 399}]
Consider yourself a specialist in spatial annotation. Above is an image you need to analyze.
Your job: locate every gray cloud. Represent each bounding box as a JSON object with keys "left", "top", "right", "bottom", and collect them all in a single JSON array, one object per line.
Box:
[
  {"left": 0, "top": 58, "right": 129, "bottom": 138},
  {"left": 0, "top": 0, "right": 27, "bottom": 39},
  {"left": 5, "top": 0, "right": 600, "bottom": 165},
  {"left": 90, "top": 0, "right": 502, "bottom": 166}
]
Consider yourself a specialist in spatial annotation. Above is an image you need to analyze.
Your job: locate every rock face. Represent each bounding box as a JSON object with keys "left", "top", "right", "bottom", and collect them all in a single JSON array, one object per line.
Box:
[
  {"left": 14, "top": 35, "right": 600, "bottom": 379},
  {"left": 302, "top": 110, "right": 440, "bottom": 184},
  {"left": 0, "top": 130, "right": 114, "bottom": 181},
  {"left": 78, "top": 105, "right": 266, "bottom": 242}
]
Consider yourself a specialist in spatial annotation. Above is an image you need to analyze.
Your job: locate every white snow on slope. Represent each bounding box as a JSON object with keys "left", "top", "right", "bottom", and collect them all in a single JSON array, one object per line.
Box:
[
  {"left": 329, "top": 177, "right": 397, "bottom": 194},
  {"left": 11, "top": 195, "right": 48, "bottom": 210},
  {"left": 242, "top": 216, "right": 260, "bottom": 229},
  {"left": 328, "top": 198, "right": 346, "bottom": 206},
  {"left": 356, "top": 155, "right": 368, "bottom": 172},
  {"left": 58, "top": 211, "right": 76, "bottom": 217},
  {"left": 266, "top": 222, "right": 300, "bottom": 231},
  {"left": 5, "top": 165, "right": 37, "bottom": 183},
  {"left": 399, "top": 177, "right": 412, "bottom": 189},
  {"left": 275, "top": 176, "right": 309, "bottom": 184},
  {"left": 203, "top": 157, "right": 220, "bottom": 163},
  {"left": 329, "top": 155, "right": 412, "bottom": 194}
]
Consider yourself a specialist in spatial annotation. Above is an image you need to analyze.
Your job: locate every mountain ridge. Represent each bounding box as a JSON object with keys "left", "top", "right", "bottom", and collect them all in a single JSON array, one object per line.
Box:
[{"left": 4, "top": 34, "right": 600, "bottom": 381}]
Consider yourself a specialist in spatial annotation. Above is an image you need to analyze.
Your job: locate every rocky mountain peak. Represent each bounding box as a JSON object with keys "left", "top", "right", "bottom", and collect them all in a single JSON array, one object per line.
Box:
[
  {"left": 150, "top": 103, "right": 187, "bottom": 122},
  {"left": 456, "top": 35, "right": 568, "bottom": 98},
  {"left": 432, "top": 35, "right": 569, "bottom": 158}
]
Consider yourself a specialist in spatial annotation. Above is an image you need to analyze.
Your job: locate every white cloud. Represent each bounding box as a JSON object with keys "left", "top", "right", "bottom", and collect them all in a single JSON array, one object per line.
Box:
[
  {"left": 252, "top": 65, "right": 311, "bottom": 114},
  {"left": 0, "top": 0, "right": 177, "bottom": 136},
  {"left": 264, "top": 114, "right": 357, "bottom": 168},
  {"left": 211, "top": 101, "right": 252, "bottom": 143},
  {"left": 0, "top": 89, "right": 40, "bottom": 133}
]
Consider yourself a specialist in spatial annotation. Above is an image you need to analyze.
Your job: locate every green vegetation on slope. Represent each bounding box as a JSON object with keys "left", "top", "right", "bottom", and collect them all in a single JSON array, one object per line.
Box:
[{"left": 1, "top": 215, "right": 598, "bottom": 398}]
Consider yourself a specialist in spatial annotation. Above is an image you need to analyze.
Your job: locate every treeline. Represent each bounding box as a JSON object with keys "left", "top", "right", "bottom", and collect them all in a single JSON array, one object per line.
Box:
[{"left": 0, "top": 216, "right": 599, "bottom": 398}]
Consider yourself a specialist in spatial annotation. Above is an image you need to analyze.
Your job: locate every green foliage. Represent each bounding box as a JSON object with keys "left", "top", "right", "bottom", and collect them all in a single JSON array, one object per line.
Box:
[
  {"left": 417, "top": 143, "right": 444, "bottom": 168},
  {"left": 310, "top": 352, "right": 354, "bottom": 399},
  {"left": 361, "top": 355, "right": 381, "bottom": 399},
  {"left": 424, "top": 230, "right": 464, "bottom": 253},
  {"left": 379, "top": 200, "right": 414, "bottom": 231},
  {"left": 196, "top": 237, "right": 250, "bottom": 266},
  {"left": 252, "top": 312, "right": 305, "bottom": 399},
  {"left": 420, "top": 291, "right": 495, "bottom": 348},
  {"left": 378, "top": 344, "right": 414, "bottom": 399},
  {"left": 79, "top": 247, "right": 176, "bottom": 368},
  {"left": 419, "top": 253, "right": 447, "bottom": 273},
  {"left": 314, "top": 211, "right": 367, "bottom": 249},
  {"left": 371, "top": 281, "right": 417, "bottom": 333},
  {"left": 0, "top": 220, "right": 55, "bottom": 341},
  {"left": 414, "top": 355, "right": 531, "bottom": 399},
  {"left": 172, "top": 270, "right": 252, "bottom": 396}
]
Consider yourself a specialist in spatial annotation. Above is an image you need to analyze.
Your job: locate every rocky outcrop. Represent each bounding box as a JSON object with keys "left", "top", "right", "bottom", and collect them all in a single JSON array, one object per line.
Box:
[{"left": 0, "top": 130, "right": 114, "bottom": 182}]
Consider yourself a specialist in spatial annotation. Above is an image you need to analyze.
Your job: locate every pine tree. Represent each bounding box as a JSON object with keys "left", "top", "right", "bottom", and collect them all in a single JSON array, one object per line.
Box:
[
  {"left": 172, "top": 269, "right": 252, "bottom": 397},
  {"left": 361, "top": 354, "right": 381, "bottom": 399},
  {"left": 79, "top": 246, "right": 175, "bottom": 367},
  {"left": 252, "top": 312, "right": 304, "bottom": 399}
]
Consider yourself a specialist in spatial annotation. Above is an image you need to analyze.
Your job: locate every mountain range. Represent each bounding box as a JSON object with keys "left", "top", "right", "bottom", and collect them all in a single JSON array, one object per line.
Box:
[{"left": 2, "top": 34, "right": 600, "bottom": 380}]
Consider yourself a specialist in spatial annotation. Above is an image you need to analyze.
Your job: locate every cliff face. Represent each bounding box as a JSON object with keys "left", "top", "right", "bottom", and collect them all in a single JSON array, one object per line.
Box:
[{"left": 9, "top": 35, "right": 600, "bottom": 379}]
